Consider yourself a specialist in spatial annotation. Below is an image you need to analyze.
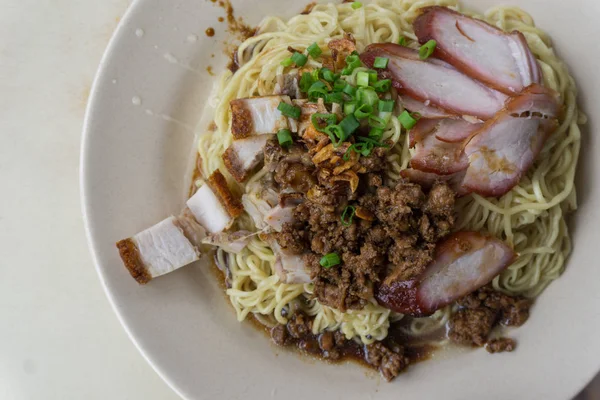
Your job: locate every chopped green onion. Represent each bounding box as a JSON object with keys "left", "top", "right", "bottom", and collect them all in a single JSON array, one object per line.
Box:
[
  {"left": 369, "top": 128, "right": 384, "bottom": 141},
  {"left": 378, "top": 100, "right": 395, "bottom": 113},
  {"left": 342, "top": 83, "right": 357, "bottom": 97},
  {"left": 324, "top": 125, "right": 344, "bottom": 147},
  {"left": 372, "top": 79, "right": 391, "bottom": 92},
  {"left": 280, "top": 58, "right": 294, "bottom": 67},
  {"left": 308, "top": 81, "right": 329, "bottom": 101},
  {"left": 354, "top": 104, "right": 374, "bottom": 119},
  {"left": 357, "top": 136, "right": 390, "bottom": 148},
  {"left": 307, "top": 42, "right": 322, "bottom": 58},
  {"left": 311, "top": 113, "right": 338, "bottom": 132},
  {"left": 373, "top": 57, "right": 389, "bottom": 69},
  {"left": 398, "top": 36, "right": 407, "bottom": 46},
  {"left": 351, "top": 2, "right": 363, "bottom": 9},
  {"left": 320, "top": 68, "right": 336, "bottom": 82},
  {"left": 344, "top": 102, "right": 357, "bottom": 115},
  {"left": 357, "top": 87, "right": 379, "bottom": 107},
  {"left": 277, "top": 129, "right": 293, "bottom": 147},
  {"left": 299, "top": 72, "right": 315, "bottom": 92},
  {"left": 357, "top": 71, "right": 370, "bottom": 87},
  {"left": 369, "top": 114, "right": 388, "bottom": 129},
  {"left": 277, "top": 102, "right": 301, "bottom": 119},
  {"left": 341, "top": 206, "right": 356, "bottom": 226},
  {"left": 333, "top": 79, "right": 347, "bottom": 92},
  {"left": 320, "top": 253, "right": 341, "bottom": 268},
  {"left": 338, "top": 114, "right": 360, "bottom": 140},
  {"left": 342, "top": 53, "right": 362, "bottom": 75},
  {"left": 398, "top": 110, "right": 419, "bottom": 130},
  {"left": 325, "top": 92, "right": 344, "bottom": 105},
  {"left": 419, "top": 40, "right": 437, "bottom": 60},
  {"left": 291, "top": 52, "right": 308, "bottom": 67}
]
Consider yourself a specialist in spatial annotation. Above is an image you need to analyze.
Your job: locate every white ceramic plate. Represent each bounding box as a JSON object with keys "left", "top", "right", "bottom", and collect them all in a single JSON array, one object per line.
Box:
[{"left": 81, "top": 0, "right": 600, "bottom": 399}]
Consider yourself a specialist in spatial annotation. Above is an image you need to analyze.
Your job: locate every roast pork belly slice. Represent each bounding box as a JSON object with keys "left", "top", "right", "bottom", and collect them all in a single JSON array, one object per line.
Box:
[
  {"left": 413, "top": 6, "right": 542, "bottom": 95},
  {"left": 202, "top": 231, "right": 252, "bottom": 254},
  {"left": 230, "top": 95, "right": 294, "bottom": 139},
  {"left": 186, "top": 170, "right": 244, "bottom": 234},
  {"left": 375, "top": 232, "right": 516, "bottom": 316},
  {"left": 223, "top": 135, "right": 274, "bottom": 183},
  {"left": 268, "top": 239, "right": 311, "bottom": 284},
  {"left": 360, "top": 43, "right": 508, "bottom": 120},
  {"left": 116, "top": 216, "right": 201, "bottom": 284},
  {"left": 461, "top": 85, "right": 560, "bottom": 197}
]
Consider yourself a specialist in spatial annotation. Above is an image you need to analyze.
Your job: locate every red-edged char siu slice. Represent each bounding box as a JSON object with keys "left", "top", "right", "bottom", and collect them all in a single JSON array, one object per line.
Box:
[
  {"left": 409, "top": 120, "right": 469, "bottom": 175},
  {"left": 400, "top": 95, "right": 455, "bottom": 119},
  {"left": 360, "top": 43, "right": 508, "bottom": 120},
  {"left": 400, "top": 169, "right": 469, "bottom": 196},
  {"left": 413, "top": 6, "right": 542, "bottom": 94},
  {"left": 461, "top": 85, "right": 560, "bottom": 197},
  {"left": 375, "top": 231, "right": 516, "bottom": 316},
  {"left": 434, "top": 118, "right": 484, "bottom": 143},
  {"left": 223, "top": 135, "right": 274, "bottom": 182}
]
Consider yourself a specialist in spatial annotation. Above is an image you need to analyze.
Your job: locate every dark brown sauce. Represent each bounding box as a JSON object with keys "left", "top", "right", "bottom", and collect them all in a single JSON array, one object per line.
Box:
[
  {"left": 207, "top": 255, "right": 438, "bottom": 378},
  {"left": 205, "top": 27, "right": 215, "bottom": 37},
  {"left": 301, "top": 2, "right": 317, "bottom": 14},
  {"left": 218, "top": 16, "right": 225, "bottom": 22}
]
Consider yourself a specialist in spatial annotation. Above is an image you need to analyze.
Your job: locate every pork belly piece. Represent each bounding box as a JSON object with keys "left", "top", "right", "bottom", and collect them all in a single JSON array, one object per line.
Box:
[
  {"left": 360, "top": 43, "right": 508, "bottom": 120},
  {"left": 268, "top": 239, "right": 311, "bottom": 284},
  {"left": 376, "top": 232, "right": 516, "bottom": 316},
  {"left": 230, "top": 95, "right": 294, "bottom": 139},
  {"left": 117, "top": 216, "right": 201, "bottom": 284},
  {"left": 202, "top": 231, "right": 252, "bottom": 254},
  {"left": 186, "top": 170, "right": 244, "bottom": 234},
  {"left": 461, "top": 85, "right": 560, "bottom": 197},
  {"left": 223, "top": 135, "right": 273, "bottom": 182},
  {"left": 414, "top": 6, "right": 542, "bottom": 94}
]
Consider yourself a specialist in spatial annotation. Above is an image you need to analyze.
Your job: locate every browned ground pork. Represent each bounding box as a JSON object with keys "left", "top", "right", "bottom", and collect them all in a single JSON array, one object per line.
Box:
[{"left": 449, "top": 287, "right": 532, "bottom": 348}]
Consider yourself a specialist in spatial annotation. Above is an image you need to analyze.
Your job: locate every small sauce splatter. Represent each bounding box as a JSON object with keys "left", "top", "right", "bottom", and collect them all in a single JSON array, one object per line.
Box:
[
  {"left": 218, "top": 17, "right": 224, "bottom": 22},
  {"left": 205, "top": 27, "right": 215, "bottom": 37},
  {"left": 206, "top": 66, "right": 215, "bottom": 76},
  {"left": 301, "top": 2, "right": 317, "bottom": 15}
]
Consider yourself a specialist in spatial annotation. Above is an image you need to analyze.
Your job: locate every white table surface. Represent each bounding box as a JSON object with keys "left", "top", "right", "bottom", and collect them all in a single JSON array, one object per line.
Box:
[{"left": 0, "top": 0, "right": 598, "bottom": 399}]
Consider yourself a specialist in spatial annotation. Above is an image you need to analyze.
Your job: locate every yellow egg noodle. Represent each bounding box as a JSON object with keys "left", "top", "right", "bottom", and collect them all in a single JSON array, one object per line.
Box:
[{"left": 197, "top": 0, "right": 582, "bottom": 345}]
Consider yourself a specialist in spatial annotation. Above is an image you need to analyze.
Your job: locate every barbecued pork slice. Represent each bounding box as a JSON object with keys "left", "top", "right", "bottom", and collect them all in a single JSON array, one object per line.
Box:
[
  {"left": 223, "top": 135, "right": 274, "bottom": 182},
  {"left": 186, "top": 170, "right": 244, "bottom": 233},
  {"left": 375, "top": 232, "right": 516, "bottom": 316},
  {"left": 461, "top": 85, "right": 560, "bottom": 197},
  {"left": 361, "top": 43, "right": 508, "bottom": 120},
  {"left": 117, "top": 216, "right": 201, "bottom": 284},
  {"left": 400, "top": 95, "right": 455, "bottom": 119},
  {"left": 414, "top": 6, "right": 541, "bottom": 94},
  {"left": 400, "top": 169, "right": 468, "bottom": 196},
  {"left": 230, "top": 95, "right": 294, "bottom": 139},
  {"left": 409, "top": 121, "right": 469, "bottom": 175}
]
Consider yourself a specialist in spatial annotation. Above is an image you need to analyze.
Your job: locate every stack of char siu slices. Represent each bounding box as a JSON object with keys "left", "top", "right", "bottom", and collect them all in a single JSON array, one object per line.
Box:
[{"left": 361, "top": 6, "right": 560, "bottom": 199}]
